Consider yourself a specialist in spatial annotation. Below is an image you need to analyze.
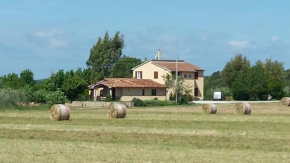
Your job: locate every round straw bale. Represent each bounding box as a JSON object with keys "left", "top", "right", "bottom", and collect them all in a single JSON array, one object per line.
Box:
[
  {"left": 202, "top": 103, "right": 217, "bottom": 114},
  {"left": 50, "top": 104, "right": 70, "bottom": 121},
  {"left": 235, "top": 102, "right": 251, "bottom": 114},
  {"left": 280, "top": 97, "right": 290, "bottom": 106},
  {"left": 107, "top": 103, "right": 126, "bottom": 118}
]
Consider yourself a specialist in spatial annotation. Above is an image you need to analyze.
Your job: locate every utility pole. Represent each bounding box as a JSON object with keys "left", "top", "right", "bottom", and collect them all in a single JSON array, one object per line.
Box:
[{"left": 175, "top": 58, "right": 178, "bottom": 104}]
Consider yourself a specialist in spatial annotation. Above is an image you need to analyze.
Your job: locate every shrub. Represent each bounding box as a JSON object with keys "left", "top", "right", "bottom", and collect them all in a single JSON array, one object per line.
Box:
[
  {"left": 44, "top": 89, "right": 66, "bottom": 106},
  {"left": 33, "top": 89, "right": 47, "bottom": 103},
  {"left": 105, "top": 94, "right": 113, "bottom": 102},
  {"left": 132, "top": 97, "right": 144, "bottom": 107},
  {"left": 169, "top": 92, "right": 175, "bottom": 101},
  {"left": 0, "top": 89, "right": 27, "bottom": 107},
  {"left": 132, "top": 98, "right": 176, "bottom": 107}
]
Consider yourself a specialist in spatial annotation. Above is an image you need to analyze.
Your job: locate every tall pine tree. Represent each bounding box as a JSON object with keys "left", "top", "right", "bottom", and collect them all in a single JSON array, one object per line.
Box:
[{"left": 86, "top": 31, "right": 124, "bottom": 82}]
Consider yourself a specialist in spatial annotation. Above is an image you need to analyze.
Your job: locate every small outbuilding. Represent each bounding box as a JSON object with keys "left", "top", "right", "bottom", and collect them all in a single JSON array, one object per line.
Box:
[{"left": 89, "top": 78, "right": 167, "bottom": 101}]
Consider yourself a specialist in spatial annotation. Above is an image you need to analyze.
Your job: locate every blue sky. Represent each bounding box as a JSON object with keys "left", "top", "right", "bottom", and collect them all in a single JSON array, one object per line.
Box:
[{"left": 1, "top": 0, "right": 289, "bottom": 79}]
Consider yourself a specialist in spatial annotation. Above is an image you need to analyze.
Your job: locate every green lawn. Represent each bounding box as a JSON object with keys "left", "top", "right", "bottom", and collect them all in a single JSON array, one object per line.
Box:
[{"left": 0, "top": 102, "right": 290, "bottom": 163}]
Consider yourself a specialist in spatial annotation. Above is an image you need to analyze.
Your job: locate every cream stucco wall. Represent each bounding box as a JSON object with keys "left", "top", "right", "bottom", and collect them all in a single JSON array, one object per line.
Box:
[
  {"left": 121, "top": 88, "right": 165, "bottom": 96},
  {"left": 120, "top": 88, "right": 166, "bottom": 101},
  {"left": 133, "top": 62, "right": 170, "bottom": 84},
  {"left": 121, "top": 96, "right": 166, "bottom": 101},
  {"left": 133, "top": 61, "right": 204, "bottom": 100},
  {"left": 181, "top": 71, "right": 204, "bottom": 100}
]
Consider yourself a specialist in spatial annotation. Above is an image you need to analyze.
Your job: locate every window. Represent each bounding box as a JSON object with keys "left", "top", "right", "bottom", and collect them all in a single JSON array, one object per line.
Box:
[
  {"left": 172, "top": 72, "right": 181, "bottom": 77},
  {"left": 189, "top": 74, "right": 192, "bottom": 78},
  {"left": 194, "top": 72, "right": 198, "bottom": 79},
  {"left": 142, "top": 89, "right": 145, "bottom": 96},
  {"left": 194, "top": 88, "right": 199, "bottom": 96},
  {"left": 135, "top": 71, "right": 142, "bottom": 79},
  {"left": 184, "top": 74, "right": 187, "bottom": 78},
  {"left": 154, "top": 71, "right": 158, "bottom": 79},
  {"left": 151, "top": 89, "right": 156, "bottom": 96}
]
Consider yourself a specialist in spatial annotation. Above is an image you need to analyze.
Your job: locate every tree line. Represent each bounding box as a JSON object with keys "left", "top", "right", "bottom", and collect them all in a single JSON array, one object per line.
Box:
[
  {"left": 204, "top": 54, "right": 290, "bottom": 100},
  {"left": 0, "top": 31, "right": 141, "bottom": 107},
  {"left": 1, "top": 31, "right": 289, "bottom": 107}
]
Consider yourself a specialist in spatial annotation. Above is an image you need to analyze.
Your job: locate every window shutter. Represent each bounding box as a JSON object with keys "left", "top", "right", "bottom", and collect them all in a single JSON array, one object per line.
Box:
[
  {"left": 140, "top": 71, "right": 142, "bottom": 79},
  {"left": 194, "top": 88, "right": 199, "bottom": 96},
  {"left": 194, "top": 72, "right": 198, "bottom": 79},
  {"left": 154, "top": 71, "right": 158, "bottom": 79},
  {"left": 135, "top": 71, "right": 137, "bottom": 78}
]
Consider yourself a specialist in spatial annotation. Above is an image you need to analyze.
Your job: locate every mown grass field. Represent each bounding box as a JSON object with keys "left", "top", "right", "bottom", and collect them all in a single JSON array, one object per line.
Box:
[{"left": 0, "top": 102, "right": 290, "bottom": 163}]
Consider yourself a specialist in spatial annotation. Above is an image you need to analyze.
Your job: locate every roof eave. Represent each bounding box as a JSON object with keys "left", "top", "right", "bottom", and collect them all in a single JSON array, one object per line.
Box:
[{"left": 131, "top": 60, "right": 150, "bottom": 70}]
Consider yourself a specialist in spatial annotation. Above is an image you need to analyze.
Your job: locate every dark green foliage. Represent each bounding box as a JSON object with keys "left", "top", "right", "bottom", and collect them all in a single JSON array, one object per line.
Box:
[
  {"left": 169, "top": 92, "right": 174, "bottom": 101},
  {"left": 33, "top": 89, "right": 47, "bottom": 103},
  {"left": 86, "top": 31, "right": 124, "bottom": 82},
  {"left": 20, "top": 69, "right": 34, "bottom": 87},
  {"left": 267, "top": 80, "right": 284, "bottom": 100},
  {"left": 44, "top": 89, "right": 66, "bottom": 106},
  {"left": 62, "top": 76, "right": 88, "bottom": 101},
  {"left": 132, "top": 98, "right": 144, "bottom": 106},
  {"left": 231, "top": 72, "right": 250, "bottom": 100},
  {"left": 0, "top": 73, "right": 21, "bottom": 89},
  {"left": 0, "top": 80, "right": 3, "bottom": 89},
  {"left": 284, "top": 69, "right": 290, "bottom": 85},
  {"left": 246, "top": 62, "right": 268, "bottom": 100},
  {"left": 222, "top": 54, "right": 251, "bottom": 88},
  {"left": 131, "top": 98, "right": 176, "bottom": 107},
  {"left": 111, "top": 56, "right": 142, "bottom": 78},
  {"left": 219, "top": 55, "right": 285, "bottom": 100},
  {"left": 35, "top": 68, "right": 91, "bottom": 102},
  {"left": 204, "top": 71, "right": 229, "bottom": 100},
  {"left": 105, "top": 94, "right": 113, "bottom": 101}
]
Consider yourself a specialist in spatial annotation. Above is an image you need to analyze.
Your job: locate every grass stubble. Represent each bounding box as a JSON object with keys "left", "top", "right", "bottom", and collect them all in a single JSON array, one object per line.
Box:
[{"left": 0, "top": 102, "right": 290, "bottom": 162}]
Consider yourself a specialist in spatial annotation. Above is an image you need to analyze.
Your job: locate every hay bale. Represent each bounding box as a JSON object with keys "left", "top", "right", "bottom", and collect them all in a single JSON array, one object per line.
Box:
[
  {"left": 50, "top": 104, "right": 70, "bottom": 121},
  {"left": 107, "top": 103, "right": 126, "bottom": 118},
  {"left": 202, "top": 103, "right": 217, "bottom": 114},
  {"left": 235, "top": 102, "right": 251, "bottom": 114},
  {"left": 280, "top": 97, "right": 290, "bottom": 106}
]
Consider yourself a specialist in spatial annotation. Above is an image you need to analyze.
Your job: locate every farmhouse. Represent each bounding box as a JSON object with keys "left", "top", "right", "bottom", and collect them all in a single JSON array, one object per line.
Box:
[
  {"left": 89, "top": 78, "right": 167, "bottom": 101},
  {"left": 132, "top": 51, "right": 204, "bottom": 100},
  {"left": 89, "top": 50, "right": 204, "bottom": 101}
]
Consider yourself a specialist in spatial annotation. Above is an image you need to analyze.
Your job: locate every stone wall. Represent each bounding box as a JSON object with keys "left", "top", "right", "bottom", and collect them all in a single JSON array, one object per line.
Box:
[{"left": 65, "top": 101, "right": 134, "bottom": 107}]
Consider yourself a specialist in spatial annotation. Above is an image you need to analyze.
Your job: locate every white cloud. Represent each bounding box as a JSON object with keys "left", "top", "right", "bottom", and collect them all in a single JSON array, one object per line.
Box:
[
  {"left": 34, "top": 29, "right": 62, "bottom": 38},
  {"left": 270, "top": 36, "right": 279, "bottom": 42},
  {"left": 33, "top": 29, "right": 67, "bottom": 48},
  {"left": 228, "top": 40, "right": 249, "bottom": 48}
]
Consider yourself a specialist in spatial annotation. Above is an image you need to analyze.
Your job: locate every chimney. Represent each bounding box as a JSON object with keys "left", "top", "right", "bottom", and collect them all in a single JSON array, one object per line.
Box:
[{"left": 157, "top": 49, "right": 162, "bottom": 60}]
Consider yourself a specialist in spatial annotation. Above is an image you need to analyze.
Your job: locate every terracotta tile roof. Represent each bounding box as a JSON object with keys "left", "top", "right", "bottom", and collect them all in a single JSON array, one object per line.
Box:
[
  {"left": 152, "top": 61, "right": 204, "bottom": 72},
  {"left": 93, "top": 78, "right": 167, "bottom": 88}
]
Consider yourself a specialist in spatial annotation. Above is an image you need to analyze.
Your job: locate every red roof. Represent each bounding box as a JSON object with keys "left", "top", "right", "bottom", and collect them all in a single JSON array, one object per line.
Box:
[
  {"left": 152, "top": 61, "right": 204, "bottom": 72},
  {"left": 92, "top": 78, "right": 167, "bottom": 88}
]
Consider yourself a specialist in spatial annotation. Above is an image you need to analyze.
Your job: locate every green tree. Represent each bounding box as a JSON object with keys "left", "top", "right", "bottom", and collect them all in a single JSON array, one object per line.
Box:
[
  {"left": 204, "top": 71, "right": 229, "bottom": 100},
  {"left": 246, "top": 61, "right": 268, "bottom": 100},
  {"left": 163, "top": 73, "right": 192, "bottom": 104},
  {"left": 20, "top": 69, "right": 34, "bottom": 87},
  {"left": 221, "top": 54, "right": 251, "bottom": 87},
  {"left": 264, "top": 59, "right": 284, "bottom": 99},
  {"left": 0, "top": 79, "right": 3, "bottom": 89},
  {"left": 0, "top": 73, "right": 20, "bottom": 89},
  {"left": 44, "top": 89, "right": 66, "bottom": 105},
  {"left": 75, "top": 68, "right": 91, "bottom": 85},
  {"left": 111, "top": 56, "right": 142, "bottom": 78},
  {"left": 285, "top": 69, "right": 290, "bottom": 85},
  {"left": 62, "top": 76, "right": 88, "bottom": 101},
  {"left": 86, "top": 31, "right": 124, "bottom": 82},
  {"left": 231, "top": 72, "right": 249, "bottom": 100}
]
